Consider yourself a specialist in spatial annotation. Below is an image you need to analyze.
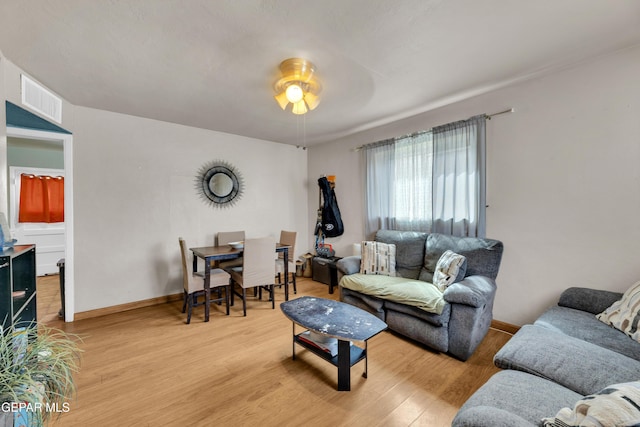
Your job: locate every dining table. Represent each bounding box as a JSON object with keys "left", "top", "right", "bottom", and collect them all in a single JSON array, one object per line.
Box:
[{"left": 190, "top": 243, "right": 291, "bottom": 322}]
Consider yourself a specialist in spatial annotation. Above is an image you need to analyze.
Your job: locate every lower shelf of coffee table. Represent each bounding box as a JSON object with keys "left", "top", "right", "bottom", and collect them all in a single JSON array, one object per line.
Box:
[{"left": 294, "top": 333, "right": 366, "bottom": 367}]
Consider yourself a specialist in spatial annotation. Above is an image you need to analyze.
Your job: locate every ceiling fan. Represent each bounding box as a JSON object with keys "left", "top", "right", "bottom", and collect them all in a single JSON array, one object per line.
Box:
[{"left": 273, "top": 58, "right": 322, "bottom": 115}]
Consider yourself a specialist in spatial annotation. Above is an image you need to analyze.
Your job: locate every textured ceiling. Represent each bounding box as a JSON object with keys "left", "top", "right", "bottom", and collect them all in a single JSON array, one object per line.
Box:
[{"left": 1, "top": 0, "right": 639, "bottom": 146}]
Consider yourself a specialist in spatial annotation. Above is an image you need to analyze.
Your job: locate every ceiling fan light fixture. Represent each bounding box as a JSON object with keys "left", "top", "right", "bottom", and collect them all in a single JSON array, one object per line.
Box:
[
  {"left": 279, "top": 58, "right": 314, "bottom": 82},
  {"left": 285, "top": 84, "right": 304, "bottom": 103},
  {"left": 273, "top": 58, "right": 321, "bottom": 114}
]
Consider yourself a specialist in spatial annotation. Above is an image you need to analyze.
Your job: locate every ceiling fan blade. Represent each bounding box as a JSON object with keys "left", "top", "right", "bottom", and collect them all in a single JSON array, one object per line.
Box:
[
  {"left": 291, "top": 100, "right": 308, "bottom": 115},
  {"left": 304, "top": 92, "right": 320, "bottom": 110},
  {"left": 274, "top": 91, "right": 289, "bottom": 110}
]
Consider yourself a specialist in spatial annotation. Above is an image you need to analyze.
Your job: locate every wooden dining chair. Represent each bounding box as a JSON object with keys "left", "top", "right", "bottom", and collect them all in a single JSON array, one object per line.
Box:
[
  {"left": 179, "top": 237, "right": 231, "bottom": 324},
  {"left": 216, "top": 230, "right": 245, "bottom": 246},
  {"left": 275, "top": 230, "right": 297, "bottom": 298},
  {"left": 214, "top": 230, "right": 245, "bottom": 271},
  {"left": 229, "top": 236, "right": 276, "bottom": 316}
]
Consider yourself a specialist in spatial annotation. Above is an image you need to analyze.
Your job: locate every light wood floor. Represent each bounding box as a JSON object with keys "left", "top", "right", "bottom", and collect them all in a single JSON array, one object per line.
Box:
[
  {"left": 37, "top": 273, "right": 64, "bottom": 323},
  {"left": 37, "top": 276, "right": 511, "bottom": 427}
]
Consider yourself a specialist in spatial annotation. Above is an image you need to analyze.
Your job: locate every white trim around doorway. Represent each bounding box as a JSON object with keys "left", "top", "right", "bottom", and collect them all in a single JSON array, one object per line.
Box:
[{"left": 7, "top": 126, "right": 74, "bottom": 322}]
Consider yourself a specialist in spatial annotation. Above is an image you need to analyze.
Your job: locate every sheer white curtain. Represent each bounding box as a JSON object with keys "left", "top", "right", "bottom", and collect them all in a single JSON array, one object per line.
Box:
[
  {"left": 364, "top": 139, "right": 395, "bottom": 238},
  {"left": 364, "top": 115, "right": 486, "bottom": 238},
  {"left": 364, "top": 132, "right": 432, "bottom": 237},
  {"left": 432, "top": 115, "right": 486, "bottom": 237},
  {"left": 393, "top": 132, "right": 433, "bottom": 232}
]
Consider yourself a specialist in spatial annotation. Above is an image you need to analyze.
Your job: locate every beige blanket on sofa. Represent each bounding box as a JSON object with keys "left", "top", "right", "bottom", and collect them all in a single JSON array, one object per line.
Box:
[{"left": 340, "top": 273, "right": 445, "bottom": 314}]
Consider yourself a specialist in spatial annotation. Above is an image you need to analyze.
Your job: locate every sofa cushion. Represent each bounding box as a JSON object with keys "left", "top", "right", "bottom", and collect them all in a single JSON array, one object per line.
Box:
[
  {"left": 596, "top": 280, "right": 640, "bottom": 344},
  {"left": 443, "top": 276, "right": 496, "bottom": 308},
  {"left": 558, "top": 287, "right": 624, "bottom": 315},
  {"left": 385, "top": 308, "right": 450, "bottom": 352},
  {"left": 384, "top": 299, "right": 450, "bottom": 327},
  {"left": 494, "top": 325, "right": 640, "bottom": 396},
  {"left": 542, "top": 381, "right": 640, "bottom": 427},
  {"left": 360, "top": 241, "right": 396, "bottom": 276},
  {"left": 433, "top": 250, "right": 467, "bottom": 291},
  {"left": 535, "top": 306, "right": 640, "bottom": 361},
  {"left": 336, "top": 255, "right": 361, "bottom": 276},
  {"left": 375, "top": 230, "right": 427, "bottom": 280},
  {"left": 340, "top": 273, "right": 445, "bottom": 314},
  {"left": 339, "top": 287, "right": 385, "bottom": 320},
  {"left": 420, "top": 233, "right": 503, "bottom": 282},
  {"left": 452, "top": 370, "right": 583, "bottom": 427}
]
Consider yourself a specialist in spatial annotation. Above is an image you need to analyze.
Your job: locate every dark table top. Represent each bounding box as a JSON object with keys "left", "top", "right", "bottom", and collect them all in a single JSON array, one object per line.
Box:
[
  {"left": 190, "top": 243, "right": 290, "bottom": 261},
  {"left": 280, "top": 296, "right": 387, "bottom": 343}
]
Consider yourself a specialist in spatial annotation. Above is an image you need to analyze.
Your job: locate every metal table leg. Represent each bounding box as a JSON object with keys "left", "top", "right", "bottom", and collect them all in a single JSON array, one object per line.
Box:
[{"left": 337, "top": 339, "right": 351, "bottom": 391}]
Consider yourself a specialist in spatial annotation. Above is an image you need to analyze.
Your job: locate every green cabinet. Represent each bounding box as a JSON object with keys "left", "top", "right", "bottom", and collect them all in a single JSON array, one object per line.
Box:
[{"left": 0, "top": 245, "right": 36, "bottom": 329}]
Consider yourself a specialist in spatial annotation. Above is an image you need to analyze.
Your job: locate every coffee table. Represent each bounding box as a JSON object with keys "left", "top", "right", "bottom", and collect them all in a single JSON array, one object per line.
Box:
[{"left": 280, "top": 296, "right": 387, "bottom": 391}]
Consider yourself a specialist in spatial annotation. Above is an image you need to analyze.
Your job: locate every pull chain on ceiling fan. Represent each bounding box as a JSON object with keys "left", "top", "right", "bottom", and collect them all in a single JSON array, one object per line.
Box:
[{"left": 274, "top": 58, "right": 321, "bottom": 115}]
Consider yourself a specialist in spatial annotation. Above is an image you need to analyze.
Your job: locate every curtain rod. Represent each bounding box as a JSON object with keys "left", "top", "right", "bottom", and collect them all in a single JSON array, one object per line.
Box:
[
  {"left": 486, "top": 108, "right": 514, "bottom": 119},
  {"left": 353, "top": 107, "right": 514, "bottom": 151}
]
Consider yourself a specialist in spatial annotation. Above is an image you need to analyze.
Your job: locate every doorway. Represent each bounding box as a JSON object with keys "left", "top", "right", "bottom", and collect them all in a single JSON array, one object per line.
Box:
[{"left": 6, "top": 127, "right": 74, "bottom": 322}]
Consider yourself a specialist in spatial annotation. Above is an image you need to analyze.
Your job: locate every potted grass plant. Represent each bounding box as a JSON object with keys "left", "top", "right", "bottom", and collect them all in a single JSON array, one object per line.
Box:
[{"left": 0, "top": 323, "right": 81, "bottom": 427}]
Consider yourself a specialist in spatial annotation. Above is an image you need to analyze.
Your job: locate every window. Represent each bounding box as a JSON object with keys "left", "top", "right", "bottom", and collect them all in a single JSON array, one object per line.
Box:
[
  {"left": 364, "top": 115, "right": 486, "bottom": 238},
  {"left": 18, "top": 174, "right": 65, "bottom": 223}
]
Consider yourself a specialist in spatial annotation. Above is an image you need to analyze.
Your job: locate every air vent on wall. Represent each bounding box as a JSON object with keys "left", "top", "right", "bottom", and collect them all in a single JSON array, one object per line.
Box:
[{"left": 21, "top": 74, "right": 62, "bottom": 124}]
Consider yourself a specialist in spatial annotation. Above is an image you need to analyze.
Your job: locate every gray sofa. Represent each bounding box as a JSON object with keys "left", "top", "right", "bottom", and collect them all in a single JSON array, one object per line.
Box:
[
  {"left": 336, "top": 230, "right": 504, "bottom": 361},
  {"left": 452, "top": 286, "right": 640, "bottom": 426}
]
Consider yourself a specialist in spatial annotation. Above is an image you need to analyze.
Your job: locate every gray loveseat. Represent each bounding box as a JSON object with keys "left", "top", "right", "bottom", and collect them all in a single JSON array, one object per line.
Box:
[
  {"left": 452, "top": 287, "right": 640, "bottom": 426},
  {"left": 336, "top": 230, "right": 504, "bottom": 361}
]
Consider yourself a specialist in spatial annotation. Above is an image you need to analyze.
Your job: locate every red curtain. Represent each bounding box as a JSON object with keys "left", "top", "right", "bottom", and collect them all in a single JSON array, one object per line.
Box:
[
  {"left": 18, "top": 174, "right": 64, "bottom": 223},
  {"left": 46, "top": 176, "right": 65, "bottom": 222}
]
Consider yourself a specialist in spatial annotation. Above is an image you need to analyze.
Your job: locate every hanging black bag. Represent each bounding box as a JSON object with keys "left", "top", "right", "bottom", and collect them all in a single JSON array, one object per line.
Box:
[{"left": 317, "top": 177, "right": 344, "bottom": 237}]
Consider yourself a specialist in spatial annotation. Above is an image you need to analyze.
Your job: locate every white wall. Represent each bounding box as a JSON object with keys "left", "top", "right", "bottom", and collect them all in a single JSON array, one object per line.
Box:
[
  {"left": 308, "top": 45, "right": 640, "bottom": 325},
  {"left": 70, "top": 106, "right": 309, "bottom": 312},
  {"left": 0, "top": 55, "right": 7, "bottom": 213},
  {"left": 1, "top": 54, "right": 310, "bottom": 314}
]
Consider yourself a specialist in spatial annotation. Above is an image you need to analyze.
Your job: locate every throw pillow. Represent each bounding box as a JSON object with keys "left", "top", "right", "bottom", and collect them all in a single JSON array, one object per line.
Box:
[
  {"left": 596, "top": 280, "right": 640, "bottom": 344},
  {"left": 360, "top": 241, "right": 396, "bottom": 276},
  {"left": 433, "top": 250, "right": 466, "bottom": 292},
  {"left": 542, "top": 381, "right": 640, "bottom": 427}
]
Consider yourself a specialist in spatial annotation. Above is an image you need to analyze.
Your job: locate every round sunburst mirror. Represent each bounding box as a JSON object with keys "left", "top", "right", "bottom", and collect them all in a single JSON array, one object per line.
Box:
[{"left": 196, "top": 161, "right": 244, "bottom": 208}]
